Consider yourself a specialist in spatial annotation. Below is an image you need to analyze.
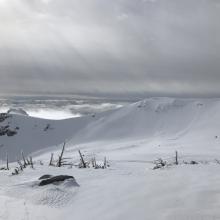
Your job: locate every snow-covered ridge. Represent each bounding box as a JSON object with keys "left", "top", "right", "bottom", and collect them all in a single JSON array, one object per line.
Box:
[
  {"left": 7, "top": 108, "right": 29, "bottom": 116},
  {"left": 0, "top": 97, "right": 219, "bottom": 161}
]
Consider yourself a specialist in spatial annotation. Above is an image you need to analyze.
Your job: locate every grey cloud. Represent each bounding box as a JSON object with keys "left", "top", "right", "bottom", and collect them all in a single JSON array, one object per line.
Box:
[{"left": 0, "top": 0, "right": 220, "bottom": 97}]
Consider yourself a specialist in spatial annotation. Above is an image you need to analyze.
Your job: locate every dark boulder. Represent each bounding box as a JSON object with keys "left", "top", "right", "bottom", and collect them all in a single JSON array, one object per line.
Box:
[
  {"left": 39, "top": 175, "right": 75, "bottom": 186},
  {"left": 6, "top": 130, "right": 17, "bottom": 136},
  {"left": 39, "top": 174, "right": 53, "bottom": 180}
]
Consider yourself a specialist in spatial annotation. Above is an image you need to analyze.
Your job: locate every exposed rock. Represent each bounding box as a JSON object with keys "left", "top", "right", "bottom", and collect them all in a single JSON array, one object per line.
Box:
[
  {"left": 6, "top": 129, "right": 17, "bottom": 136},
  {"left": 39, "top": 174, "right": 53, "bottom": 180},
  {"left": 39, "top": 175, "right": 77, "bottom": 186},
  {"left": 0, "top": 113, "right": 9, "bottom": 123},
  {"left": 0, "top": 126, "right": 8, "bottom": 136},
  {"left": 0, "top": 126, "right": 17, "bottom": 137}
]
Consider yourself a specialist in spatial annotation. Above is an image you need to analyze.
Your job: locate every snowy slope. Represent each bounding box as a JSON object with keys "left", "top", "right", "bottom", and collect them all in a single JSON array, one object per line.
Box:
[
  {"left": 0, "top": 113, "right": 93, "bottom": 161},
  {"left": 1, "top": 98, "right": 220, "bottom": 220},
  {"left": 66, "top": 97, "right": 220, "bottom": 161},
  {"left": 1, "top": 97, "right": 220, "bottom": 161}
]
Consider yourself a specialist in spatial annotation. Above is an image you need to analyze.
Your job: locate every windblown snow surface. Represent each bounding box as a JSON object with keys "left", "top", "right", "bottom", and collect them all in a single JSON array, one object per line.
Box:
[{"left": 1, "top": 98, "right": 220, "bottom": 220}]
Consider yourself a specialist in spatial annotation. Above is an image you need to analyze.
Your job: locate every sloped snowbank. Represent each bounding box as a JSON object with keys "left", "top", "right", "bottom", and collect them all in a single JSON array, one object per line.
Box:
[{"left": 1, "top": 97, "right": 220, "bottom": 161}]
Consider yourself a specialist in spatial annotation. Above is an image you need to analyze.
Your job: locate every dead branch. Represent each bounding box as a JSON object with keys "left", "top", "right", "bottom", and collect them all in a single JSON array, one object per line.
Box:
[
  {"left": 57, "top": 142, "right": 66, "bottom": 167},
  {"left": 78, "top": 150, "right": 86, "bottom": 168}
]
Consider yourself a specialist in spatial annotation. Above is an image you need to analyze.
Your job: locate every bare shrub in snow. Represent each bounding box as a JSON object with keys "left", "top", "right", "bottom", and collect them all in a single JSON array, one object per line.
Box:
[
  {"left": 153, "top": 158, "right": 167, "bottom": 170},
  {"left": 77, "top": 151, "right": 109, "bottom": 169},
  {"left": 11, "top": 153, "right": 34, "bottom": 175}
]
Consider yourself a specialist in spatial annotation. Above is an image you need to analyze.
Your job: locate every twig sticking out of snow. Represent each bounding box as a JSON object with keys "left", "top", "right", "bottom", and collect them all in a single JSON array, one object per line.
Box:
[
  {"left": 49, "top": 153, "right": 54, "bottom": 166},
  {"left": 30, "top": 156, "right": 34, "bottom": 169},
  {"left": 6, "top": 153, "right": 9, "bottom": 170},
  {"left": 55, "top": 142, "right": 73, "bottom": 167},
  {"left": 57, "top": 142, "right": 65, "bottom": 167},
  {"left": 21, "top": 151, "right": 27, "bottom": 168},
  {"left": 78, "top": 150, "right": 87, "bottom": 168},
  {"left": 175, "top": 151, "right": 178, "bottom": 165}
]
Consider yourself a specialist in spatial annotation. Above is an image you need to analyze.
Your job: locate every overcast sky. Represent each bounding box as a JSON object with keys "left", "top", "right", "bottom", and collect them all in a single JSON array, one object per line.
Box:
[{"left": 0, "top": 0, "right": 220, "bottom": 97}]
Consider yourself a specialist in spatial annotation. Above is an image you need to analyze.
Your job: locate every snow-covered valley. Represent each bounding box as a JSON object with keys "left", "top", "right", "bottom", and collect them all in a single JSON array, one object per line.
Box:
[{"left": 1, "top": 97, "right": 220, "bottom": 220}]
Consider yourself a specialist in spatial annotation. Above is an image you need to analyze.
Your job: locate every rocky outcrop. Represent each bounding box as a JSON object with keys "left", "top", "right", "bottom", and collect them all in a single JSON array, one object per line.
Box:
[
  {"left": 0, "top": 125, "right": 18, "bottom": 137},
  {"left": 0, "top": 113, "right": 10, "bottom": 122}
]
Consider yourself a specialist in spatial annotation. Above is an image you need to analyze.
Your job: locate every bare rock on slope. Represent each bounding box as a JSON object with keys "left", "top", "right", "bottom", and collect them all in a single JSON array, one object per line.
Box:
[
  {"left": 0, "top": 113, "right": 10, "bottom": 122},
  {"left": 39, "top": 175, "right": 79, "bottom": 186}
]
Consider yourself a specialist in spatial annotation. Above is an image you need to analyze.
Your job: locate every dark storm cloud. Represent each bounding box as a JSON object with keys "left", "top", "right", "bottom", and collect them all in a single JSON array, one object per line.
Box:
[{"left": 0, "top": 0, "right": 220, "bottom": 96}]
